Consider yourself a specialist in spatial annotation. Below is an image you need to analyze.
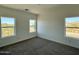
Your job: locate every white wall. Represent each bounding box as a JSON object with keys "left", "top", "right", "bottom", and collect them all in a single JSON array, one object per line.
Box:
[
  {"left": 37, "top": 5, "right": 79, "bottom": 48},
  {"left": 0, "top": 6, "right": 37, "bottom": 47}
]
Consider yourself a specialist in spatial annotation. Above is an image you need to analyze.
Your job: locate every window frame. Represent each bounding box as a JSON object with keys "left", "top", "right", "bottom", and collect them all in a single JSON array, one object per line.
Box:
[
  {"left": 65, "top": 16, "right": 79, "bottom": 38},
  {"left": 0, "top": 16, "right": 16, "bottom": 38},
  {"left": 29, "top": 19, "right": 37, "bottom": 33}
]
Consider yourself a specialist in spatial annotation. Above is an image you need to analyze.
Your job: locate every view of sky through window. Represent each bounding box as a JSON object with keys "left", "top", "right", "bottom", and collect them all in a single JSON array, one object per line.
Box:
[
  {"left": 1, "top": 17, "right": 15, "bottom": 24},
  {"left": 65, "top": 17, "right": 79, "bottom": 23}
]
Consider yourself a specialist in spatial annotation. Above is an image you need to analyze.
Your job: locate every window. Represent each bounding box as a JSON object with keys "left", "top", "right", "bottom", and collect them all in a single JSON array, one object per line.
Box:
[
  {"left": 29, "top": 19, "right": 36, "bottom": 32},
  {"left": 65, "top": 17, "right": 79, "bottom": 38},
  {"left": 1, "top": 17, "right": 16, "bottom": 38}
]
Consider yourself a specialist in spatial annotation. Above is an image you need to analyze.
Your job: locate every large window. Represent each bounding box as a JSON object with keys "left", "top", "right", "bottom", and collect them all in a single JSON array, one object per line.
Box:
[
  {"left": 65, "top": 17, "right": 79, "bottom": 38},
  {"left": 29, "top": 19, "right": 36, "bottom": 33},
  {"left": 1, "top": 17, "right": 15, "bottom": 38}
]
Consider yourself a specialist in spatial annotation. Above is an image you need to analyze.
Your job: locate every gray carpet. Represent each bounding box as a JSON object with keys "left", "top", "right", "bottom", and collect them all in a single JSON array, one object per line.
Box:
[{"left": 0, "top": 37, "right": 79, "bottom": 55}]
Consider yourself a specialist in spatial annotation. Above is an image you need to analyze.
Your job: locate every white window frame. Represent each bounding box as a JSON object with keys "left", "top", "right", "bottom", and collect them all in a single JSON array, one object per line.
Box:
[
  {"left": 29, "top": 19, "right": 37, "bottom": 33},
  {"left": 0, "top": 16, "right": 16, "bottom": 38},
  {"left": 65, "top": 16, "right": 79, "bottom": 38}
]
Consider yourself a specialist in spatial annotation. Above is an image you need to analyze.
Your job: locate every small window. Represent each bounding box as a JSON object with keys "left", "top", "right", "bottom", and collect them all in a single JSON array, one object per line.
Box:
[
  {"left": 1, "top": 17, "right": 16, "bottom": 38},
  {"left": 65, "top": 17, "right": 79, "bottom": 38},
  {"left": 29, "top": 19, "right": 36, "bottom": 33}
]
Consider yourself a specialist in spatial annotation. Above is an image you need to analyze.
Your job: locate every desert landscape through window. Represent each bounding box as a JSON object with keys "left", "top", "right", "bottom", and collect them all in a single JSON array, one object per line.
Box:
[
  {"left": 1, "top": 17, "right": 15, "bottom": 38},
  {"left": 65, "top": 17, "right": 79, "bottom": 38}
]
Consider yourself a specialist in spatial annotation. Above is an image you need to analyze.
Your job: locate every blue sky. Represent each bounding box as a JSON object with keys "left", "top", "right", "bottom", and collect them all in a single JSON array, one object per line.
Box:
[
  {"left": 1, "top": 17, "right": 15, "bottom": 24},
  {"left": 65, "top": 17, "right": 79, "bottom": 23}
]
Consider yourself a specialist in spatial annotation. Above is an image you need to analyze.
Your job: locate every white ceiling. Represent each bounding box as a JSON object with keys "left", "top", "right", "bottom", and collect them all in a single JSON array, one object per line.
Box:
[
  {"left": 1, "top": 4, "right": 60, "bottom": 14},
  {"left": 1, "top": 4, "right": 79, "bottom": 14}
]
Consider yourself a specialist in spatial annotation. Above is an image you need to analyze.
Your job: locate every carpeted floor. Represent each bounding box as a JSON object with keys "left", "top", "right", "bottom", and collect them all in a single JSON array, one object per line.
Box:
[{"left": 0, "top": 37, "right": 79, "bottom": 55}]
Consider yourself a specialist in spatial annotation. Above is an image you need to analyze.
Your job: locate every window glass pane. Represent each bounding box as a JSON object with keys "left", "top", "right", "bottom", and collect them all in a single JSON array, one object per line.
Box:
[
  {"left": 2, "top": 28, "right": 15, "bottom": 37},
  {"left": 29, "top": 20, "right": 36, "bottom": 32},
  {"left": 65, "top": 17, "right": 79, "bottom": 38},
  {"left": 1, "top": 17, "right": 15, "bottom": 27},
  {"left": 1, "top": 17, "right": 15, "bottom": 38}
]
